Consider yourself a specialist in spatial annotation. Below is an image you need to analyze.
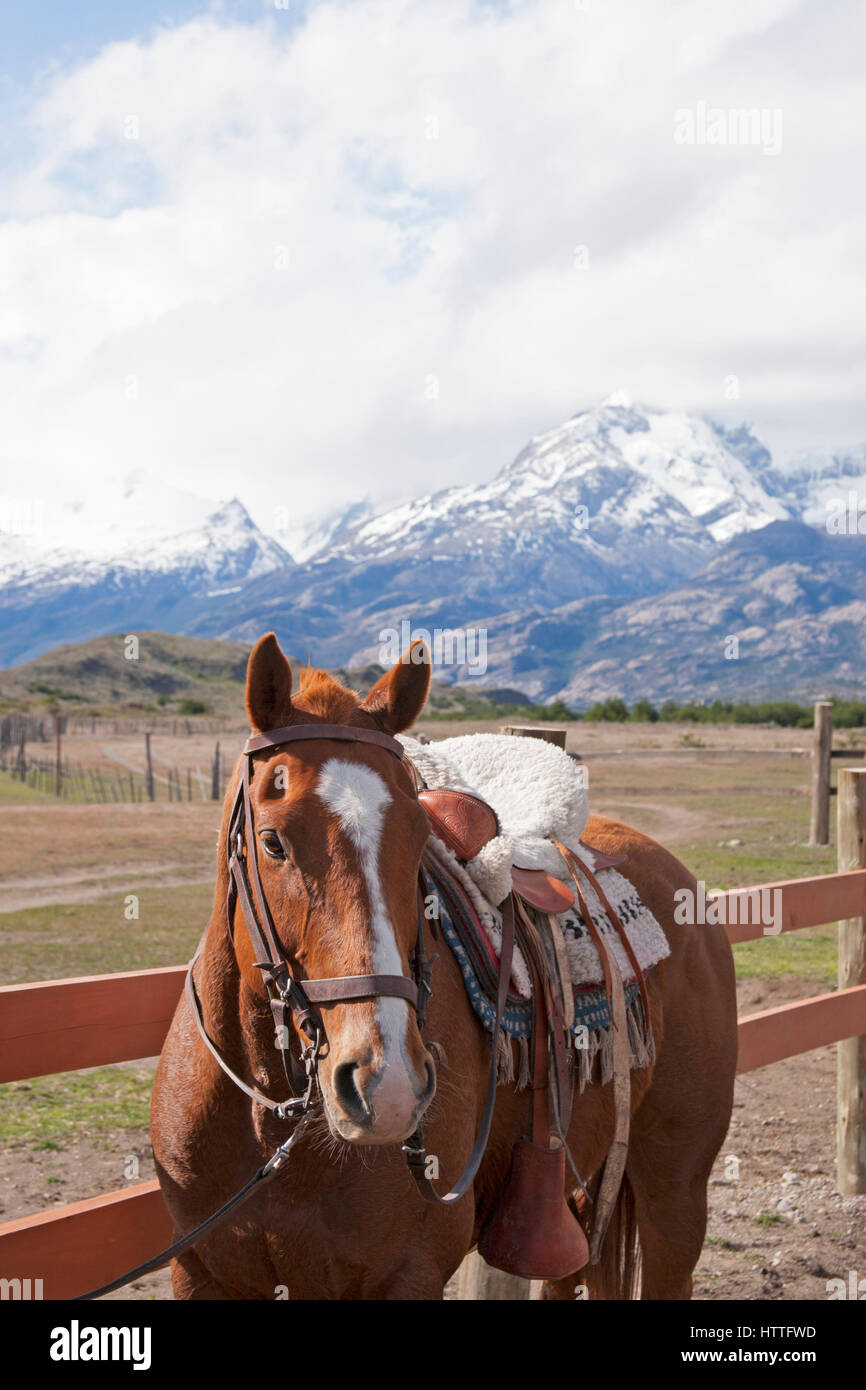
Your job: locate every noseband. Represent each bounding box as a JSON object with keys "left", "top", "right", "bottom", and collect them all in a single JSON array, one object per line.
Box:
[{"left": 187, "top": 721, "right": 435, "bottom": 1120}]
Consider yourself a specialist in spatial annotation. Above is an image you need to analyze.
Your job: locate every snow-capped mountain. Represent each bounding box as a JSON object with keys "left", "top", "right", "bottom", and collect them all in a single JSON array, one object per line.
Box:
[
  {"left": 292, "top": 498, "right": 375, "bottom": 565},
  {"left": 2, "top": 396, "right": 865, "bottom": 698},
  {"left": 0, "top": 491, "right": 293, "bottom": 665},
  {"left": 325, "top": 393, "right": 791, "bottom": 577},
  {"left": 765, "top": 443, "right": 866, "bottom": 528}
]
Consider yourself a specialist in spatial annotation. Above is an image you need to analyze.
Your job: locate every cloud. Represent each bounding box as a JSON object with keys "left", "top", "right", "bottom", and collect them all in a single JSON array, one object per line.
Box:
[{"left": 1, "top": 0, "right": 865, "bottom": 551}]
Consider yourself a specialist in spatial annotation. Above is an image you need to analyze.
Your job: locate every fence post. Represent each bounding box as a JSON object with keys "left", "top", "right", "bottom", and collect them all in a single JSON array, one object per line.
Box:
[
  {"left": 144, "top": 732, "right": 155, "bottom": 802},
  {"left": 54, "top": 712, "right": 62, "bottom": 798},
  {"left": 499, "top": 724, "right": 566, "bottom": 749},
  {"left": 456, "top": 1252, "right": 535, "bottom": 1301},
  {"left": 211, "top": 742, "right": 221, "bottom": 801},
  {"left": 810, "top": 701, "right": 833, "bottom": 846},
  {"left": 837, "top": 768, "right": 866, "bottom": 1194}
]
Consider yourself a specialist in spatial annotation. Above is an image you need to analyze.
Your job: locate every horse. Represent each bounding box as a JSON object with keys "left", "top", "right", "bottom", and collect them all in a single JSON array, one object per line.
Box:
[{"left": 150, "top": 632, "right": 738, "bottom": 1300}]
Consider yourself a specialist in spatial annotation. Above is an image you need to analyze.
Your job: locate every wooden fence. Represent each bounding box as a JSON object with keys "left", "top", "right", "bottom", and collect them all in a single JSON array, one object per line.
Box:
[
  {"left": 2, "top": 783, "right": 866, "bottom": 1299},
  {"left": 0, "top": 738, "right": 230, "bottom": 803},
  {"left": 810, "top": 700, "right": 866, "bottom": 845}
]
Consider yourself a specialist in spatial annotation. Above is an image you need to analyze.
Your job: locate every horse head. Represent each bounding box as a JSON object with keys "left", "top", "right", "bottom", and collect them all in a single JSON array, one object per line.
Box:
[{"left": 234, "top": 632, "right": 436, "bottom": 1145}]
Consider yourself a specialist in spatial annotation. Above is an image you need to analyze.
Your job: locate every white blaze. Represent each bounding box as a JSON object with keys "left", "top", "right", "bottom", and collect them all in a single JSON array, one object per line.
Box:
[{"left": 315, "top": 758, "right": 408, "bottom": 1066}]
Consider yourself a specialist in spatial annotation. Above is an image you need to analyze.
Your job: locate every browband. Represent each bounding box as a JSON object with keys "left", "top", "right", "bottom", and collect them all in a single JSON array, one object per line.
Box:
[{"left": 244, "top": 723, "right": 406, "bottom": 758}]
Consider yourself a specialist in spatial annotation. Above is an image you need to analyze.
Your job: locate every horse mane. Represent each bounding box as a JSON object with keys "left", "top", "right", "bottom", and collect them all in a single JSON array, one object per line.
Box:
[{"left": 294, "top": 665, "right": 362, "bottom": 724}]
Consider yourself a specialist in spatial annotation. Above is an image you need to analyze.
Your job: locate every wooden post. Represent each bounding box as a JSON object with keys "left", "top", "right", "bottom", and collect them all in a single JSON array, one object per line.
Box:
[
  {"left": 499, "top": 725, "right": 566, "bottom": 749},
  {"left": 211, "top": 742, "right": 221, "bottom": 801},
  {"left": 837, "top": 768, "right": 866, "bottom": 1194},
  {"left": 456, "top": 1252, "right": 535, "bottom": 1300},
  {"left": 54, "top": 712, "right": 62, "bottom": 798},
  {"left": 144, "top": 732, "right": 155, "bottom": 802},
  {"left": 810, "top": 702, "right": 833, "bottom": 846}
]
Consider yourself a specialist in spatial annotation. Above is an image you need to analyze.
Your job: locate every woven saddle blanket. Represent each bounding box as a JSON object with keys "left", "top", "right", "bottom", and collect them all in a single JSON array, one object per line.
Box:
[{"left": 422, "top": 852, "right": 660, "bottom": 1091}]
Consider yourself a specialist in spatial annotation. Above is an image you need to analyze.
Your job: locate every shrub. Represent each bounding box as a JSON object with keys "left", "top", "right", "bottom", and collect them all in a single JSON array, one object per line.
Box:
[{"left": 177, "top": 698, "right": 208, "bottom": 715}]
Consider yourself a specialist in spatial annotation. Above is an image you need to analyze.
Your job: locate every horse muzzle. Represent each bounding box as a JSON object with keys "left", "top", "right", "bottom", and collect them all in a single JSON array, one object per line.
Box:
[{"left": 322, "top": 1045, "right": 437, "bottom": 1144}]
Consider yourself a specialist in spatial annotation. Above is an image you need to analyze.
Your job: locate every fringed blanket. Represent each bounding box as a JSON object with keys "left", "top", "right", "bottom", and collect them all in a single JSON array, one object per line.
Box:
[{"left": 424, "top": 855, "right": 659, "bottom": 1092}]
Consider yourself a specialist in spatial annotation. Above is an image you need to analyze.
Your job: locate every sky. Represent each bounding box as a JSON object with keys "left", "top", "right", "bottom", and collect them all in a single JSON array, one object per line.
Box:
[{"left": 1, "top": 0, "right": 865, "bottom": 553}]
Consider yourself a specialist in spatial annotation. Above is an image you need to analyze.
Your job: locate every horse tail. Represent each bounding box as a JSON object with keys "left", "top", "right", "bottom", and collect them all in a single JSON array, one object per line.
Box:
[{"left": 584, "top": 1172, "right": 641, "bottom": 1300}]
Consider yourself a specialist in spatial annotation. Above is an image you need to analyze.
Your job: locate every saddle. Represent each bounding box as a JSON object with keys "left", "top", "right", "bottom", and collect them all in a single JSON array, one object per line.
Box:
[
  {"left": 418, "top": 785, "right": 643, "bottom": 1280},
  {"left": 418, "top": 788, "right": 625, "bottom": 911}
]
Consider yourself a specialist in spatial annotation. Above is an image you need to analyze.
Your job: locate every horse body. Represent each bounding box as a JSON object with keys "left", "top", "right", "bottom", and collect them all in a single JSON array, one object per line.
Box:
[{"left": 151, "top": 637, "right": 737, "bottom": 1300}]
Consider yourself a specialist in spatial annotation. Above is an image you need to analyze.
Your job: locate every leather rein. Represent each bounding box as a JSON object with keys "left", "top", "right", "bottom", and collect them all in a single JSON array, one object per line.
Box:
[{"left": 75, "top": 720, "right": 515, "bottom": 1299}]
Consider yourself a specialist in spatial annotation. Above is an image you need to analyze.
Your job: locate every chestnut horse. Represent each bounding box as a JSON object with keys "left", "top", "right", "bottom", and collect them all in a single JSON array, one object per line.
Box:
[{"left": 151, "top": 633, "right": 737, "bottom": 1300}]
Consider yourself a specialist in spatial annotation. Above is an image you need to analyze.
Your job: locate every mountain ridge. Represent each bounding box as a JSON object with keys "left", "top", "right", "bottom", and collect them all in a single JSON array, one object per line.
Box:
[{"left": 1, "top": 396, "right": 864, "bottom": 700}]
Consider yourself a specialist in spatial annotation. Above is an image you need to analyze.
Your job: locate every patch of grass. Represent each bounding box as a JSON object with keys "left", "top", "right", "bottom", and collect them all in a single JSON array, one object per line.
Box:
[
  {"left": 754, "top": 1211, "right": 786, "bottom": 1227},
  {"left": 733, "top": 928, "right": 838, "bottom": 983},
  {"left": 1, "top": 1067, "right": 154, "bottom": 1145},
  {"left": 0, "top": 772, "right": 56, "bottom": 804},
  {"left": 684, "top": 841, "right": 836, "bottom": 891},
  {"left": 0, "top": 883, "right": 212, "bottom": 984}
]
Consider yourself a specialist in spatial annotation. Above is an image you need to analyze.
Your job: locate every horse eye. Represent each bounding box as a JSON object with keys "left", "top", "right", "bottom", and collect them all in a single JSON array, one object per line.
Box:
[{"left": 259, "top": 831, "right": 285, "bottom": 860}]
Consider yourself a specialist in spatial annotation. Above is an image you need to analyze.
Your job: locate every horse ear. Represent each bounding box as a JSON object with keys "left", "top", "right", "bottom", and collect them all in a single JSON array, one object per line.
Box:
[
  {"left": 245, "top": 633, "right": 293, "bottom": 732},
  {"left": 361, "top": 640, "right": 431, "bottom": 733}
]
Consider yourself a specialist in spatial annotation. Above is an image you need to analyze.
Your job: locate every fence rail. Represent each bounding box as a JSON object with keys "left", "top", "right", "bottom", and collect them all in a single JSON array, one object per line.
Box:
[{"left": 2, "top": 860, "right": 865, "bottom": 1298}]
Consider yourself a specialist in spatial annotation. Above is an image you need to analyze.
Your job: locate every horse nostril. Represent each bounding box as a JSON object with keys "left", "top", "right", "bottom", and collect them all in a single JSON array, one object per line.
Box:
[
  {"left": 332, "top": 1061, "right": 370, "bottom": 1124},
  {"left": 422, "top": 1057, "right": 436, "bottom": 1101}
]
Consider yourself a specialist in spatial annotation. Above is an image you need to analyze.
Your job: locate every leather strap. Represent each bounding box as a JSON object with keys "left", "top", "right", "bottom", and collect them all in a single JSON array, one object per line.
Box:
[
  {"left": 302, "top": 974, "right": 418, "bottom": 1005},
  {"left": 186, "top": 952, "right": 302, "bottom": 1118},
  {"left": 244, "top": 724, "right": 406, "bottom": 758},
  {"left": 74, "top": 1114, "right": 313, "bottom": 1301},
  {"left": 514, "top": 896, "right": 572, "bottom": 1144},
  {"left": 403, "top": 892, "right": 515, "bottom": 1204},
  {"left": 573, "top": 852, "right": 652, "bottom": 1031},
  {"left": 550, "top": 838, "right": 647, "bottom": 1260},
  {"left": 553, "top": 839, "right": 653, "bottom": 1035}
]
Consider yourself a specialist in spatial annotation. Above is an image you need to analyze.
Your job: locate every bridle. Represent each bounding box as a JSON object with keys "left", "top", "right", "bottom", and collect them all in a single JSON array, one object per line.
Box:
[
  {"left": 187, "top": 721, "right": 435, "bottom": 1121},
  {"left": 75, "top": 720, "right": 515, "bottom": 1299}
]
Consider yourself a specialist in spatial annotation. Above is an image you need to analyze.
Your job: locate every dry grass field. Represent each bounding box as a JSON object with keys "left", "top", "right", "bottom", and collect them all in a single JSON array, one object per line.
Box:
[{"left": 1, "top": 716, "right": 863, "bottom": 1300}]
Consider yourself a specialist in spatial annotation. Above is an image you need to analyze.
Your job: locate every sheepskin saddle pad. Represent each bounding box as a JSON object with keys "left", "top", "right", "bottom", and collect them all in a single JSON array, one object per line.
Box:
[
  {"left": 401, "top": 731, "right": 671, "bottom": 997},
  {"left": 400, "top": 731, "right": 592, "bottom": 906}
]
